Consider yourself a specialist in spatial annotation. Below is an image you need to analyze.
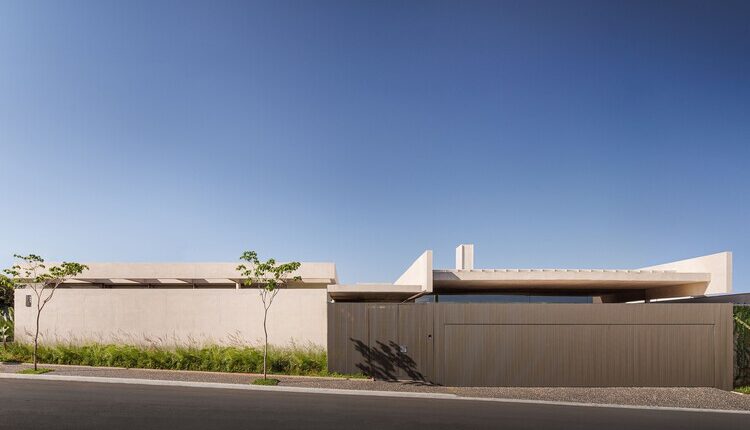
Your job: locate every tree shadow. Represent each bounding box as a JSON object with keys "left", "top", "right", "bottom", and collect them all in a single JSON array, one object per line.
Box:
[{"left": 350, "top": 338, "right": 427, "bottom": 383}]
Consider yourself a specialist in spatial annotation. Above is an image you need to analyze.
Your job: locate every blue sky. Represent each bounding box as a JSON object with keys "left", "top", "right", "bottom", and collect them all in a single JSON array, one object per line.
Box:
[{"left": 0, "top": 0, "right": 748, "bottom": 290}]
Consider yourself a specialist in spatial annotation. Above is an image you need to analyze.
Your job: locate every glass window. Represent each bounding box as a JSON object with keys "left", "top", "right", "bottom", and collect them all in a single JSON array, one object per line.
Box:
[
  {"left": 529, "top": 295, "right": 593, "bottom": 304},
  {"left": 416, "top": 293, "right": 594, "bottom": 304}
]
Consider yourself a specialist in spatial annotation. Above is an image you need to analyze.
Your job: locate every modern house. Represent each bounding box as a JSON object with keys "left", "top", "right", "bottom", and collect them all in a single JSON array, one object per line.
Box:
[
  {"left": 13, "top": 245, "right": 736, "bottom": 389},
  {"left": 328, "top": 245, "right": 732, "bottom": 303}
]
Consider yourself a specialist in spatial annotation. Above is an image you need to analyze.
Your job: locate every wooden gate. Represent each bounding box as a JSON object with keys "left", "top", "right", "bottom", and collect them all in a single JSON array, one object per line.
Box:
[{"left": 365, "top": 304, "right": 433, "bottom": 381}]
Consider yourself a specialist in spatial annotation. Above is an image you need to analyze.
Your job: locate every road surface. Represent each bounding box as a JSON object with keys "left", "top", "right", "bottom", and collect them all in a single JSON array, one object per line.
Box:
[{"left": 0, "top": 379, "right": 744, "bottom": 429}]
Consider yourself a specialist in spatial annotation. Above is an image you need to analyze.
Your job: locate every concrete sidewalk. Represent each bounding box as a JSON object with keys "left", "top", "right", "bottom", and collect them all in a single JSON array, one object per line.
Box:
[{"left": 2, "top": 362, "right": 749, "bottom": 412}]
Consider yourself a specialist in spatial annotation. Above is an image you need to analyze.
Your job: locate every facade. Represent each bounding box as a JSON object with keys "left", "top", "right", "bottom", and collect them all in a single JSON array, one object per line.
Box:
[
  {"left": 328, "top": 245, "right": 732, "bottom": 303},
  {"left": 327, "top": 301, "right": 734, "bottom": 389},
  {"left": 12, "top": 245, "right": 736, "bottom": 388},
  {"left": 14, "top": 262, "right": 336, "bottom": 347},
  {"left": 325, "top": 245, "right": 735, "bottom": 389}
]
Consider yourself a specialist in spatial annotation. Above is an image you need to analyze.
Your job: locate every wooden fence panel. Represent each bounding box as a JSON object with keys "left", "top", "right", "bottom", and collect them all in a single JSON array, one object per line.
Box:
[{"left": 327, "top": 303, "right": 733, "bottom": 389}]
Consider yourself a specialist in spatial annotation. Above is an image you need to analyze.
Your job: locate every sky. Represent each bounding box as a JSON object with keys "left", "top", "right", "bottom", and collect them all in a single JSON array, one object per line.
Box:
[{"left": 0, "top": 0, "right": 748, "bottom": 291}]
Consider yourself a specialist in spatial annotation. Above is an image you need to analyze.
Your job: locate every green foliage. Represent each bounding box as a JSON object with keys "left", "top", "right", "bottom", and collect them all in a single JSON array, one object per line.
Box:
[
  {"left": 4, "top": 254, "right": 88, "bottom": 288},
  {"left": 736, "top": 307, "right": 750, "bottom": 333},
  {"left": 0, "top": 343, "right": 339, "bottom": 376},
  {"left": 236, "top": 251, "right": 302, "bottom": 292},
  {"left": 0, "top": 274, "right": 13, "bottom": 309},
  {"left": 735, "top": 386, "right": 750, "bottom": 395},
  {"left": 17, "top": 368, "right": 53, "bottom": 375},
  {"left": 0, "top": 308, "right": 13, "bottom": 345},
  {"left": 252, "top": 378, "right": 280, "bottom": 386},
  {"left": 735, "top": 306, "right": 750, "bottom": 387}
]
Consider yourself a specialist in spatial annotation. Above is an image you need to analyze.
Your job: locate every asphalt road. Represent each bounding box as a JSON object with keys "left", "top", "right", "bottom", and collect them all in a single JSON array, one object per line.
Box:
[{"left": 0, "top": 379, "right": 745, "bottom": 430}]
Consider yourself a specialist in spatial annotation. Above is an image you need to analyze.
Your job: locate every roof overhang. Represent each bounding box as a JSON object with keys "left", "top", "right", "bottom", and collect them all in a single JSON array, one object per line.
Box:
[
  {"left": 50, "top": 262, "right": 338, "bottom": 286},
  {"left": 327, "top": 284, "right": 422, "bottom": 302},
  {"left": 432, "top": 269, "right": 711, "bottom": 296}
]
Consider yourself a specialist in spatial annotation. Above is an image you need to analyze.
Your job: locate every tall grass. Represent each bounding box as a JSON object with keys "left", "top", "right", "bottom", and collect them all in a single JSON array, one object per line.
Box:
[{"left": 0, "top": 343, "right": 335, "bottom": 376}]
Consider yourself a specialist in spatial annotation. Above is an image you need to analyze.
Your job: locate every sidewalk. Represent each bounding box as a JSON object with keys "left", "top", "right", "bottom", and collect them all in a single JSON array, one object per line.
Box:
[{"left": 2, "top": 362, "right": 749, "bottom": 412}]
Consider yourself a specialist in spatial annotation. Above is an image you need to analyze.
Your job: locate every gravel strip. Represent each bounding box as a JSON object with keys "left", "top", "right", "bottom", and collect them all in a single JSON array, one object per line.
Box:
[{"left": 2, "top": 362, "right": 749, "bottom": 411}]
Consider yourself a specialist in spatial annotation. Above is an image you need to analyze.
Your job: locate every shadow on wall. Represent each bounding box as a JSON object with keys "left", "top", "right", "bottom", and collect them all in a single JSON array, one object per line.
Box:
[{"left": 350, "top": 338, "right": 425, "bottom": 382}]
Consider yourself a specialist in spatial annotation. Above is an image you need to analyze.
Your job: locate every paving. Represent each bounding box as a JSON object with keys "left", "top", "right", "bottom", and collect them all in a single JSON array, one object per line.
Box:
[{"left": 1, "top": 362, "right": 749, "bottom": 411}]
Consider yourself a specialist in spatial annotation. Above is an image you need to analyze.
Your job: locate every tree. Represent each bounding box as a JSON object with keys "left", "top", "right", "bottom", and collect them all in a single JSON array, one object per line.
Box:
[
  {"left": 237, "top": 251, "right": 300, "bottom": 381},
  {"left": 0, "top": 273, "right": 13, "bottom": 310},
  {"left": 3, "top": 254, "right": 87, "bottom": 370}
]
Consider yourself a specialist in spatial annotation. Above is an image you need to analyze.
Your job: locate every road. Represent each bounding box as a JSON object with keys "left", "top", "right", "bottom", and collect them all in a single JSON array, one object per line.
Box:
[{"left": 0, "top": 379, "right": 744, "bottom": 429}]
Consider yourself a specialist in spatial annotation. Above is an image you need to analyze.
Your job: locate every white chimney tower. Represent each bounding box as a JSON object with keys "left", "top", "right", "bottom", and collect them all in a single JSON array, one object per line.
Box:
[{"left": 455, "top": 244, "right": 474, "bottom": 270}]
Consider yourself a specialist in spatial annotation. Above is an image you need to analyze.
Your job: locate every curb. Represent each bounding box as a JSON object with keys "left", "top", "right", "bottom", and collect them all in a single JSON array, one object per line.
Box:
[
  {"left": 0, "top": 372, "right": 457, "bottom": 400},
  {"left": 0, "top": 362, "right": 353, "bottom": 381},
  {"left": 1, "top": 372, "right": 749, "bottom": 415}
]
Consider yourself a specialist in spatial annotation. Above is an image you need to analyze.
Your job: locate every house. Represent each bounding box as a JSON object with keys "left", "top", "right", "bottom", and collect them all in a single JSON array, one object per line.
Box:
[
  {"left": 13, "top": 245, "right": 735, "bottom": 389},
  {"left": 328, "top": 245, "right": 732, "bottom": 303},
  {"left": 326, "top": 246, "right": 734, "bottom": 389}
]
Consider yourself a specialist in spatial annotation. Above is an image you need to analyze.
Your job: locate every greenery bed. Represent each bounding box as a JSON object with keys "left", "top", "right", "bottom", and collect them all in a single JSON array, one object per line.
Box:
[
  {"left": 0, "top": 343, "right": 345, "bottom": 377},
  {"left": 252, "top": 378, "right": 280, "bottom": 386},
  {"left": 17, "top": 368, "right": 53, "bottom": 375}
]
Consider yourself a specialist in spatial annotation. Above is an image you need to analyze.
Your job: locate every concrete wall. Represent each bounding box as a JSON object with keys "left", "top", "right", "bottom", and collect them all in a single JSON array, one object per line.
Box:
[
  {"left": 640, "top": 252, "right": 732, "bottom": 295},
  {"left": 394, "top": 251, "right": 433, "bottom": 292},
  {"left": 14, "top": 288, "right": 327, "bottom": 347}
]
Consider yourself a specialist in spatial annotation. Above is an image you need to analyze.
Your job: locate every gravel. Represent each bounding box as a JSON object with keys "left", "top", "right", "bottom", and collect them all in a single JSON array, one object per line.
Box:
[{"left": 2, "top": 362, "right": 749, "bottom": 411}]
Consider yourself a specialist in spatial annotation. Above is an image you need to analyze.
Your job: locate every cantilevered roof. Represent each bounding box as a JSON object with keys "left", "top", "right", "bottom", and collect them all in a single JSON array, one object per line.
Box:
[
  {"left": 432, "top": 269, "right": 710, "bottom": 290},
  {"left": 325, "top": 247, "right": 731, "bottom": 303},
  {"left": 327, "top": 284, "right": 422, "bottom": 302},
  {"left": 53, "top": 262, "right": 338, "bottom": 286}
]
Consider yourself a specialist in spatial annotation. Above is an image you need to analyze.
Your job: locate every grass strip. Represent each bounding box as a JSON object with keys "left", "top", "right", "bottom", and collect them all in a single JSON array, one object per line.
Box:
[
  {"left": 17, "top": 368, "right": 53, "bottom": 375},
  {"left": 0, "top": 342, "right": 364, "bottom": 378}
]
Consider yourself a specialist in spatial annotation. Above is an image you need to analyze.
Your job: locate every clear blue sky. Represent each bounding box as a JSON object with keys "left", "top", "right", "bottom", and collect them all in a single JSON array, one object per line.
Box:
[{"left": 0, "top": 0, "right": 748, "bottom": 290}]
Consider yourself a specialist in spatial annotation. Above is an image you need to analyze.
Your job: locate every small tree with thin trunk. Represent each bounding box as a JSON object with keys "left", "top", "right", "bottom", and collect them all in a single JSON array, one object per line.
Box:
[
  {"left": 237, "top": 251, "right": 300, "bottom": 381},
  {"left": 3, "top": 254, "right": 87, "bottom": 370}
]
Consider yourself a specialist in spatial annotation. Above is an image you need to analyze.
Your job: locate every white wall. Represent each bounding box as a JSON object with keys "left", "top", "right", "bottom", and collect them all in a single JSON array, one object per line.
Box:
[{"left": 13, "top": 288, "right": 327, "bottom": 347}]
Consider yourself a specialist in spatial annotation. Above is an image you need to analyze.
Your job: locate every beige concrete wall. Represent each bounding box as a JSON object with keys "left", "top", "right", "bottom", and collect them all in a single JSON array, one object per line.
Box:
[
  {"left": 394, "top": 250, "right": 433, "bottom": 292},
  {"left": 640, "top": 252, "right": 732, "bottom": 295},
  {"left": 13, "top": 288, "right": 327, "bottom": 347}
]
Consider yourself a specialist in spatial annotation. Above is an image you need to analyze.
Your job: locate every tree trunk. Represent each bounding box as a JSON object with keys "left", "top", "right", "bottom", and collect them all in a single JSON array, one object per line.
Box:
[
  {"left": 34, "top": 309, "right": 41, "bottom": 371},
  {"left": 263, "top": 307, "right": 268, "bottom": 380}
]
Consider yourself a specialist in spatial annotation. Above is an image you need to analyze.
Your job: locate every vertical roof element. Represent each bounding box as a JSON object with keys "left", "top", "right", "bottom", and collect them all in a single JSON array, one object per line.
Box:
[
  {"left": 639, "top": 252, "right": 732, "bottom": 295},
  {"left": 455, "top": 244, "right": 474, "bottom": 270},
  {"left": 394, "top": 250, "right": 433, "bottom": 293}
]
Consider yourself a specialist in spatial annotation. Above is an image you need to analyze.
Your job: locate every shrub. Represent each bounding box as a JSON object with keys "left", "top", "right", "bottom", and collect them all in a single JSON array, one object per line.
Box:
[
  {"left": 735, "top": 306, "right": 750, "bottom": 387},
  {"left": 0, "top": 308, "right": 12, "bottom": 346},
  {"left": 0, "top": 343, "right": 334, "bottom": 376}
]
